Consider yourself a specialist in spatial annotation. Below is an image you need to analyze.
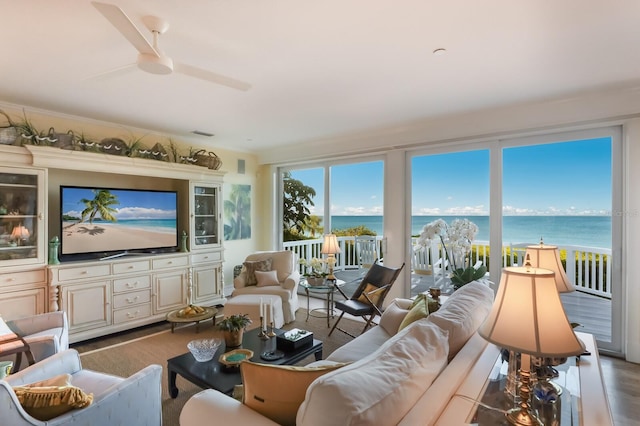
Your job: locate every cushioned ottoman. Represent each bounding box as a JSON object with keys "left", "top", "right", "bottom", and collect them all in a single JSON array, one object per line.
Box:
[{"left": 224, "top": 295, "right": 284, "bottom": 330}]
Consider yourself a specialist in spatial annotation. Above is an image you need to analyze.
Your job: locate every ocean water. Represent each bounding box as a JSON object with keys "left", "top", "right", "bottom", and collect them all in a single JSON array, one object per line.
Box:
[
  {"left": 99, "top": 219, "right": 177, "bottom": 234},
  {"left": 329, "top": 215, "right": 611, "bottom": 248}
]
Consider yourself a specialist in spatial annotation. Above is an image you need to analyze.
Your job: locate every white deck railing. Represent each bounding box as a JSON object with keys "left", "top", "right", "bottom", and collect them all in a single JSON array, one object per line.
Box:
[{"left": 283, "top": 237, "right": 612, "bottom": 299}]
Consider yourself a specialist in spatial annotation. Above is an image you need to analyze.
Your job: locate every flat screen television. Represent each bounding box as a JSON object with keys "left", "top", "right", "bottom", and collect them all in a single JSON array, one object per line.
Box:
[{"left": 60, "top": 186, "right": 178, "bottom": 260}]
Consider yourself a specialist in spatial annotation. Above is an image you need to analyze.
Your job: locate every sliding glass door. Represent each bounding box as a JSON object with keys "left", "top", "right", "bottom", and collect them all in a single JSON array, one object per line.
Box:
[{"left": 502, "top": 128, "right": 622, "bottom": 354}]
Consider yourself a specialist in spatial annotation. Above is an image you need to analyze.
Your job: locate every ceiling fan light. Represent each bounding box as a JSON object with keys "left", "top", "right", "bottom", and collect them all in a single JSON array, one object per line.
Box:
[{"left": 137, "top": 53, "right": 173, "bottom": 75}]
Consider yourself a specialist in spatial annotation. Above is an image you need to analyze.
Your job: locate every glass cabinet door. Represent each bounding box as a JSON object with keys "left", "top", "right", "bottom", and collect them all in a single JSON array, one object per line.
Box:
[
  {"left": 190, "top": 182, "right": 221, "bottom": 249},
  {"left": 0, "top": 168, "right": 45, "bottom": 266}
]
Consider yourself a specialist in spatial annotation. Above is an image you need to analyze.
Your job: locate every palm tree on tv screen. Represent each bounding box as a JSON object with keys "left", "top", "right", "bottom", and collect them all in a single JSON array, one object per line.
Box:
[{"left": 80, "top": 189, "right": 119, "bottom": 225}]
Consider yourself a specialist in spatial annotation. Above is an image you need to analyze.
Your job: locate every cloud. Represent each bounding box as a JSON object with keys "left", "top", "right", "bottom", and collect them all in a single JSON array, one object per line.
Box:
[{"left": 115, "top": 207, "right": 176, "bottom": 219}]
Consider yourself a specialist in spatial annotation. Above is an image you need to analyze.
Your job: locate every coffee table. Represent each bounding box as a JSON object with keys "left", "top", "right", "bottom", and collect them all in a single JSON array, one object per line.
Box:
[{"left": 167, "top": 327, "right": 323, "bottom": 398}]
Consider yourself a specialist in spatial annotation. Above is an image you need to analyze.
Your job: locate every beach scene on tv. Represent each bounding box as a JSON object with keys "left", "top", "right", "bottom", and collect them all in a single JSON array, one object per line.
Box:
[{"left": 61, "top": 187, "right": 177, "bottom": 255}]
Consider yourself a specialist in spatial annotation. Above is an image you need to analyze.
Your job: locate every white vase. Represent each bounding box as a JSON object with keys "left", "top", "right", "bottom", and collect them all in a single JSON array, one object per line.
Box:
[{"left": 306, "top": 277, "right": 325, "bottom": 286}]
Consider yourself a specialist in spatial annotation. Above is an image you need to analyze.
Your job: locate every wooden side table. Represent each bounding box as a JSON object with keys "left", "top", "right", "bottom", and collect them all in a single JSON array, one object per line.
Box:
[
  {"left": 0, "top": 333, "right": 35, "bottom": 372},
  {"left": 166, "top": 307, "right": 218, "bottom": 333}
]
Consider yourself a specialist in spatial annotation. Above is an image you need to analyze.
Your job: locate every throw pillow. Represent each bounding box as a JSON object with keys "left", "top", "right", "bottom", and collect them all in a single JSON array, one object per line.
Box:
[
  {"left": 398, "top": 297, "right": 429, "bottom": 331},
  {"left": 426, "top": 281, "right": 494, "bottom": 361},
  {"left": 379, "top": 300, "right": 411, "bottom": 335},
  {"left": 243, "top": 258, "right": 273, "bottom": 286},
  {"left": 356, "top": 283, "right": 385, "bottom": 306},
  {"left": 13, "top": 373, "right": 94, "bottom": 421},
  {"left": 411, "top": 293, "right": 440, "bottom": 314},
  {"left": 297, "top": 321, "right": 449, "bottom": 426},
  {"left": 240, "top": 361, "right": 346, "bottom": 426},
  {"left": 255, "top": 270, "right": 280, "bottom": 287}
]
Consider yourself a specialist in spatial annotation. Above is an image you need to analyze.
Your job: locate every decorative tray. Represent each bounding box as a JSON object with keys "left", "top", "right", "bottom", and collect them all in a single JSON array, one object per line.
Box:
[{"left": 219, "top": 349, "right": 254, "bottom": 367}]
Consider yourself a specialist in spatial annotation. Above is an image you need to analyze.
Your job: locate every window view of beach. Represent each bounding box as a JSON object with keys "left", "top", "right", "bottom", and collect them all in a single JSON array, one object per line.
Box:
[
  {"left": 61, "top": 187, "right": 177, "bottom": 255},
  {"left": 283, "top": 133, "right": 618, "bottom": 348}
]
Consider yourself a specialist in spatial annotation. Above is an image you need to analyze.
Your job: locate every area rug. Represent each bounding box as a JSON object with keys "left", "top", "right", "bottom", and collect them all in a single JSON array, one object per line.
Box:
[{"left": 75, "top": 309, "right": 363, "bottom": 426}]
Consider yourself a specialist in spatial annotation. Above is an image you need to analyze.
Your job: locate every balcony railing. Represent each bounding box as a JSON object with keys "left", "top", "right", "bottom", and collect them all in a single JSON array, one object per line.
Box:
[{"left": 284, "top": 237, "right": 612, "bottom": 299}]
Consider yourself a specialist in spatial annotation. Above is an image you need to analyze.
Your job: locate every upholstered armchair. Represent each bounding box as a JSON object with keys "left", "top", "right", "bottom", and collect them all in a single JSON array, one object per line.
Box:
[
  {"left": 1, "top": 349, "right": 162, "bottom": 425},
  {"left": 233, "top": 250, "right": 300, "bottom": 323},
  {"left": 1, "top": 312, "right": 69, "bottom": 371}
]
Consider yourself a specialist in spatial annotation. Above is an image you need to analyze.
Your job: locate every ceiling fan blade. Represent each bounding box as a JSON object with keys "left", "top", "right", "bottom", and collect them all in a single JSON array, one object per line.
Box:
[
  {"left": 84, "top": 63, "right": 137, "bottom": 81},
  {"left": 92, "top": 1, "right": 159, "bottom": 57},
  {"left": 174, "top": 62, "right": 251, "bottom": 91}
]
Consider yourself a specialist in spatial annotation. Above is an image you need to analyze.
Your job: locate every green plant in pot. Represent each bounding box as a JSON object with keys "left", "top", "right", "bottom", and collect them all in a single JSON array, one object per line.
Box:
[{"left": 218, "top": 314, "right": 252, "bottom": 347}]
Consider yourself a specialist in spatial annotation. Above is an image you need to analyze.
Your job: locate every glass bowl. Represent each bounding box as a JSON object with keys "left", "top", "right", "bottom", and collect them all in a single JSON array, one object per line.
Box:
[{"left": 187, "top": 338, "right": 223, "bottom": 362}]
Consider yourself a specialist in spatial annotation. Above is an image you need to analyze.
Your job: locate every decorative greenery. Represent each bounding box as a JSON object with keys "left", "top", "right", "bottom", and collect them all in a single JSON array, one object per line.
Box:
[
  {"left": 217, "top": 314, "right": 252, "bottom": 332},
  {"left": 0, "top": 109, "right": 220, "bottom": 167}
]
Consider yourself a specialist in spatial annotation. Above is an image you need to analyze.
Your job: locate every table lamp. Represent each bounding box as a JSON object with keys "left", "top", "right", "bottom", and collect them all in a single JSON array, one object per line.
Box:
[
  {"left": 320, "top": 234, "right": 341, "bottom": 280},
  {"left": 524, "top": 238, "right": 574, "bottom": 293},
  {"left": 478, "top": 266, "right": 584, "bottom": 426},
  {"left": 11, "top": 224, "right": 30, "bottom": 246}
]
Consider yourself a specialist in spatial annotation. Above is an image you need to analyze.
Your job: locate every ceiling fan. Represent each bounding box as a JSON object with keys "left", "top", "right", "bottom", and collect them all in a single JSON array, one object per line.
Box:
[{"left": 91, "top": 1, "right": 251, "bottom": 91}]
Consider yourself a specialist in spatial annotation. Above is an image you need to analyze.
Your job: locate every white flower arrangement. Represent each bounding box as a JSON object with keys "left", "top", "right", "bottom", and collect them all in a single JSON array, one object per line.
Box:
[
  {"left": 298, "top": 257, "right": 328, "bottom": 278},
  {"left": 417, "top": 218, "right": 485, "bottom": 289}
]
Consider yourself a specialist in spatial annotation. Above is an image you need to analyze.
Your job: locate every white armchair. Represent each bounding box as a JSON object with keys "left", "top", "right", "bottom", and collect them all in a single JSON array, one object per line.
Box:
[
  {"left": 233, "top": 250, "right": 300, "bottom": 323},
  {"left": 1, "top": 349, "right": 162, "bottom": 425},
  {"left": 1, "top": 312, "right": 69, "bottom": 371}
]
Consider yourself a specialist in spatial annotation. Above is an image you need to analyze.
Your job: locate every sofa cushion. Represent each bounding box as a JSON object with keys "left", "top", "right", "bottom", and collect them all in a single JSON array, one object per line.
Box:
[
  {"left": 297, "top": 320, "right": 449, "bottom": 426},
  {"left": 426, "top": 280, "right": 494, "bottom": 361},
  {"left": 240, "top": 362, "right": 345, "bottom": 426},
  {"left": 255, "top": 270, "right": 280, "bottom": 287},
  {"left": 379, "top": 300, "right": 410, "bottom": 335},
  {"left": 398, "top": 297, "right": 430, "bottom": 331},
  {"left": 13, "top": 373, "right": 93, "bottom": 421},
  {"left": 244, "top": 258, "right": 273, "bottom": 286},
  {"left": 325, "top": 325, "right": 391, "bottom": 364}
]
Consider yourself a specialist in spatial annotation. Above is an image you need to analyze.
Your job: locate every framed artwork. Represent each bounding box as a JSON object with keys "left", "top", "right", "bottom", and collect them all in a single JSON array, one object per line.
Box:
[{"left": 224, "top": 184, "right": 251, "bottom": 240}]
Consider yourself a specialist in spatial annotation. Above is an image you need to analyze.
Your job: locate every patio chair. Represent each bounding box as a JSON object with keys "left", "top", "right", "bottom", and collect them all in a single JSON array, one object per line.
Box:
[
  {"left": 329, "top": 260, "right": 405, "bottom": 338},
  {"left": 355, "top": 236, "right": 379, "bottom": 275}
]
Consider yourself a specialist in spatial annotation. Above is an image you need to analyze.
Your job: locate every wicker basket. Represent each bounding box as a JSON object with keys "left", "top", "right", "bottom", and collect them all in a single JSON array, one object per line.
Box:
[
  {"left": 0, "top": 127, "right": 17, "bottom": 145},
  {"left": 193, "top": 149, "right": 222, "bottom": 170}
]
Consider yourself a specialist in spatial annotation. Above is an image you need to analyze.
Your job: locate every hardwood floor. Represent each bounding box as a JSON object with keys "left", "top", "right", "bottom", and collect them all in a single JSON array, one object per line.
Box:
[{"left": 600, "top": 355, "right": 640, "bottom": 426}]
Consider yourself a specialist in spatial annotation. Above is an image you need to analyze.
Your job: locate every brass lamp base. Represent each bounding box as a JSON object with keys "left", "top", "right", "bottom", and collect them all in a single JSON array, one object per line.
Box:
[{"left": 505, "top": 408, "right": 542, "bottom": 426}]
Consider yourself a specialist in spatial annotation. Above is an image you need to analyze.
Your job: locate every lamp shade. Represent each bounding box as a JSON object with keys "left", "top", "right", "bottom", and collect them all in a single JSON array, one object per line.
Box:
[
  {"left": 320, "top": 234, "right": 341, "bottom": 255},
  {"left": 478, "top": 266, "right": 584, "bottom": 357},
  {"left": 11, "top": 225, "right": 30, "bottom": 240},
  {"left": 524, "top": 242, "right": 574, "bottom": 293}
]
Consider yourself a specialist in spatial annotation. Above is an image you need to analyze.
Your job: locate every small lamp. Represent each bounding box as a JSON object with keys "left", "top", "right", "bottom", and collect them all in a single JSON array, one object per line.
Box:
[
  {"left": 11, "top": 224, "right": 30, "bottom": 246},
  {"left": 320, "top": 234, "right": 341, "bottom": 280},
  {"left": 524, "top": 238, "right": 574, "bottom": 293},
  {"left": 478, "top": 266, "right": 584, "bottom": 426}
]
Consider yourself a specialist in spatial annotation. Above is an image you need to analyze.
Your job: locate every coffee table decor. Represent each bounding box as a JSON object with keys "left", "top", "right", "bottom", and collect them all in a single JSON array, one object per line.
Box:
[
  {"left": 219, "top": 349, "right": 254, "bottom": 370},
  {"left": 187, "top": 338, "right": 223, "bottom": 362},
  {"left": 276, "top": 328, "right": 313, "bottom": 352}
]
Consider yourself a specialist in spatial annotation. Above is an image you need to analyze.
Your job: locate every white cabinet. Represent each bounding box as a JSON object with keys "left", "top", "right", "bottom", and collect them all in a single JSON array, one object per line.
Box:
[
  {"left": 153, "top": 269, "right": 188, "bottom": 313},
  {"left": 190, "top": 250, "right": 223, "bottom": 306},
  {"left": 190, "top": 182, "right": 222, "bottom": 250},
  {"left": 0, "top": 166, "right": 46, "bottom": 268},
  {"left": 61, "top": 281, "right": 111, "bottom": 333},
  {"left": 0, "top": 163, "right": 48, "bottom": 318}
]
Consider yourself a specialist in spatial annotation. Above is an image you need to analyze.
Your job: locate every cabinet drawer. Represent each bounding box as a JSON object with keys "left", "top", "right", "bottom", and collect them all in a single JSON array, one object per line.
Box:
[
  {"left": 152, "top": 256, "right": 188, "bottom": 270},
  {"left": 113, "top": 260, "right": 150, "bottom": 275},
  {"left": 112, "top": 289, "right": 151, "bottom": 309},
  {"left": 113, "top": 275, "right": 151, "bottom": 293},
  {"left": 113, "top": 304, "right": 152, "bottom": 324},
  {"left": 0, "top": 269, "right": 46, "bottom": 287},
  {"left": 57, "top": 264, "right": 111, "bottom": 282},
  {"left": 191, "top": 252, "right": 222, "bottom": 264}
]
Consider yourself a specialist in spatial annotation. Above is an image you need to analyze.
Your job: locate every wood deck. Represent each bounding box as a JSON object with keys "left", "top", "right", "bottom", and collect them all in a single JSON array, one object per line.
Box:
[{"left": 334, "top": 268, "right": 613, "bottom": 343}]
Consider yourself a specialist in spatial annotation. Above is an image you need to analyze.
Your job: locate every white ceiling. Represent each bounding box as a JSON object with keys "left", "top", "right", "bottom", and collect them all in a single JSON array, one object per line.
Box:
[{"left": 2, "top": 0, "right": 640, "bottom": 154}]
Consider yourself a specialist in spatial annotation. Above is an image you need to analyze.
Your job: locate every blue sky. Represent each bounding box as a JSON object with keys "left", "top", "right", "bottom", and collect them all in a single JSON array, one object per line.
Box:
[
  {"left": 62, "top": 187, "right": 177, "bottom": 220},
  {"left": 291, "top": 137, "right": 612, "bottom": 216}
]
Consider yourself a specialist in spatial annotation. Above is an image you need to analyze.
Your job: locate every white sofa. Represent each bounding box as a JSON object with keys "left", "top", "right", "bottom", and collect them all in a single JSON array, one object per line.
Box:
[
  {"left": 233, "top": 250, "right": 301, "bottom": 323},
  {"left": 181, "top": 281, "right": 495, "bottom": 426}
]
